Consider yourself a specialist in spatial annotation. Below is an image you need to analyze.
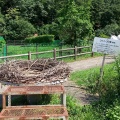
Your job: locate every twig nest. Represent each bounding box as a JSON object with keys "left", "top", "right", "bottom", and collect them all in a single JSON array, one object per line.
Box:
[{"left": 0, "top": 59, "right": 71, "bottom": 85}]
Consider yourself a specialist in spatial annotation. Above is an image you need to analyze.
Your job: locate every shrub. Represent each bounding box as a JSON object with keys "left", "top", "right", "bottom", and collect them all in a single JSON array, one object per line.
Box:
[
  {"left": 95, "top": 23, "right": 120, "bottom": 37},
  {"left": 5, "top": 19, "right": 36, "bottom": 40},
  {"left": 106, "top": 105, "right": 120, "bottom": 120},
  {"left": 25, "top": 35, "right": 54, "bottom": 44},
  {"left": 0, "top": 37, "right": 6, "bottom": 52}
]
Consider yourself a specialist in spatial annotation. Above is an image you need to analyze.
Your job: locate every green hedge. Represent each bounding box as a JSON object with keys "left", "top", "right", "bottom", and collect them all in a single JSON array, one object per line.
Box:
[
  {"left": 25, "top": 35, "right": 54, "bottom": 44},
  {"left": 0, "top": 36, "right": 6, "bottom": 48}
]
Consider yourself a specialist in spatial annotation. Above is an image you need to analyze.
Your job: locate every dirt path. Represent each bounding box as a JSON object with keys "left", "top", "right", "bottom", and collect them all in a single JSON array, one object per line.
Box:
[
  {"left": 67, "top": 56, "right": 115, "bottom": 72},
  {"left": 63, "top": 56, "right": 115, "bottom": 105}
]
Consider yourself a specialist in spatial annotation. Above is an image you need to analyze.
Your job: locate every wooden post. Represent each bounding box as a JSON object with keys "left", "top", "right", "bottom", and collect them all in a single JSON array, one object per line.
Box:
[
  {"left": 53, "top": 48, "right": 56, "bottom": 60},
  {"left": 100, "top": 54, "right": 106, "bottom": 81},
  {"left": 59, "top": 45, "right": 62, "bottom": 57},
  {"left": 74, "top": 46, "right": 77, "bottom": 60},
  {"left": 2, "top": 94, "right": 6, "bottom": 109},
  {"left": 28, "top": 51, "right": 31, "bottom": 60},
  {"left": 91, "top": 52, "right": 94, "bottom": 57},
  {"left": 98, "top": 54, "right": 106, "bottom": 97},
  {"left": 36, "top": 43, "right": 38, "bottom": 59},
  {"left": 91, "top": 45, "right": 94, "bottom": 57}
]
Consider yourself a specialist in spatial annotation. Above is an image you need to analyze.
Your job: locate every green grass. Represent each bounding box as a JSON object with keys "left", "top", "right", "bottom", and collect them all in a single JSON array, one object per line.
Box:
[
  {"left": 70, "top": 62, "right": 116, "bottom": 86},
  {"left": 7, "top": 45, "right": 56, "bottom": 55}
]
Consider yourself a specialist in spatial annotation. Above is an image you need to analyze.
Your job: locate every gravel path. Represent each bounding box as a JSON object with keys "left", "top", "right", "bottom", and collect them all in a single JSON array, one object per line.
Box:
[
  {"left": 64, "top": 56, "right": 115, "bottom": 105},
  {"left": 68, "top": 56, "right": 115, "bottom": 72}
]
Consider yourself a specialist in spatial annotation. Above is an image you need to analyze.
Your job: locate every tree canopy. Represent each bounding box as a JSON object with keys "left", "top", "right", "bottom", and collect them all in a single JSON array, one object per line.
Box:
[{"left": 0, "top": 0, "right": 120, "bottom": 44}]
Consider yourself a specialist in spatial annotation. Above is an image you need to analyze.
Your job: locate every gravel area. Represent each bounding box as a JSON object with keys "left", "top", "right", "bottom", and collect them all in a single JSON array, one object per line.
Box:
[{"left": 68, "top": 56, "right": 115, "bottom": 72}]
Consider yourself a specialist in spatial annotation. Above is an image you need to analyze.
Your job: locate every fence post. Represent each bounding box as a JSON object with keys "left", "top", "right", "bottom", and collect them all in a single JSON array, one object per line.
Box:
[
  {"left": 53, "top": 48, "right": 56, "bottom": 60},
  {"left": 91, "top": 45, "right": 94, "bottom": 57},
  {"left": 28, "top": 51, "right": 31, "bottom": 60},
  {"left": 91, "top": 52, "right": 94, "bottom": 57},
  {"left": 74, "top": 46, "right": 77, "bottom": 60}
]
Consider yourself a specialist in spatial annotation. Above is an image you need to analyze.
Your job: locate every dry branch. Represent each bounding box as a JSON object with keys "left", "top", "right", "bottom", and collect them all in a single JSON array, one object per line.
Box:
[{"left": 0, "top": 59, "right": 71, "bottom": 85}]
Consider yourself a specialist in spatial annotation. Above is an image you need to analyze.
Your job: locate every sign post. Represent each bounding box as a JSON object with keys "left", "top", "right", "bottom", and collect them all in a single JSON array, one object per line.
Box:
[
  {"left": 92, "top": 37, "right": 120, "bottom": 95},
  {"left": 100, "top": 54, "right": 106, "bottom": 82}
]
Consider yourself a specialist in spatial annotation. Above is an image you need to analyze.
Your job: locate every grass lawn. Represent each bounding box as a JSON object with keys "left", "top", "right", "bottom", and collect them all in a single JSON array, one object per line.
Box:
[{"left": 70, "top": 62, "right": 116, "bottom": 87}]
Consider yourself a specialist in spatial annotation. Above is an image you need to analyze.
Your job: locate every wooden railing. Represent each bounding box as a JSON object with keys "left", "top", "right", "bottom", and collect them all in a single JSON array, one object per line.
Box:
[{"left": 0, "top": 46, "right": 93, "bottom": 62}]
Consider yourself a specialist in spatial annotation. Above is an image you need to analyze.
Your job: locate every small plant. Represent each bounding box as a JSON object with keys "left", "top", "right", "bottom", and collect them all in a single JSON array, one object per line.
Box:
[
  {"left": 106, "top": 105, "right": 120, "bottom": 120},
  {"left": 67, "top": 96, "right": 102, "bottom": 120}
]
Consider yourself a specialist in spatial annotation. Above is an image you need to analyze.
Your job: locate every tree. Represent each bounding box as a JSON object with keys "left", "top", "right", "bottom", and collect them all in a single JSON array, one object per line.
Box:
[
  {"left": 5, "top": 19, "right": 36, "bottom": 40},
  {"left": 57, "top": 0, "right": 93, "bottom": 46},
  {"left": 91, "top": 0, "right": 120, "bottom": 31},
  {"left": 95, "top": 23, "right": 120, "bottom": 37},
  {"left": 0, "top": 13, "right": 5, "bottom": 35}
]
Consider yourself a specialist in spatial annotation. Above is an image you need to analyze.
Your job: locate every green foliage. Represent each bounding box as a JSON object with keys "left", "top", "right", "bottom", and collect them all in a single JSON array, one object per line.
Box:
[
  {"left": 0, "top": 13, "right": 5, "bottom": 34},
  {"left": 96, "top": 23, "right": 120, "bottom": 37},
  {"left": 114, "top": 56, "right": 120, "bottom": 80},
  {"left": 0, "top": 39, "right": 6, "bottom": 46},
  {"left": 57, "top": 0, "right": 94, "bottom": 46},
  {"left": 0, "top": 0, "right": 120, "bottom": 43},
  {"left": 70, "top": 56, "right": 120, "bottom": 119},
  {"left": 106, "top": 105, "right": 120, "bottom": 120},
  {"left": 49, "top": 94, "right": 60, "bottom": 104},
  {"left": 0, "top": 37, "right": 6, "bottom": 52},
  {"left": 5, "top": 19, "right": 36, "bottom": 40},
  {"left": 25, "top": 35, "right": 54, "bottom": 44},
  {"left": 91, "top": 0, "right": 120, "bottom": 37},
  {"left": 5, "top": 8, "right": 20, "bottom": 20},
  {"left": 70, "top": 62, "right": 118, "bottom": 96},
  {"left": 106, "top": 100, "right": 120, "bottom": 120},
  {"left": 67, "top": 96, "right": 102, "bottom": 120}
]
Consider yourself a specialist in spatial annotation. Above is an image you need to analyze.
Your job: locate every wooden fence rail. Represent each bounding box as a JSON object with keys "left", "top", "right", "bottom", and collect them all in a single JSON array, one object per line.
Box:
[{"left": 0, "top": 46, "right": 93, "bottom": 62}]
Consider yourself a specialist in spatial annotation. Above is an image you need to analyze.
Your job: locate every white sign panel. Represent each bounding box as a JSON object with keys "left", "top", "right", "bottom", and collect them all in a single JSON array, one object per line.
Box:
[{"left": 92, "top": 37, "right": 120, "bottom": 55}]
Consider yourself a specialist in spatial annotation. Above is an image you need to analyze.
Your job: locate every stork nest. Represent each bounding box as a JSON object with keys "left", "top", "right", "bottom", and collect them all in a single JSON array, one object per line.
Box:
[{"left": 0, "top": 59, "right": 71, "bottom": 85}]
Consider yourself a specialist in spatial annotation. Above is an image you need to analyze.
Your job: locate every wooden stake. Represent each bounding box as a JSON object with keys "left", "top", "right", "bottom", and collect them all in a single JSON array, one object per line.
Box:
[{"left": 100, "top": 54, "right": 106, "bottom": 81}]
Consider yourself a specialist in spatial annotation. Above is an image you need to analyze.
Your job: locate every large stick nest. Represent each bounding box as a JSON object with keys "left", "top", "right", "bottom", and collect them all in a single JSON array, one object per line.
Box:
[{"left": 0, "top": 59, "right": 71, "bottom": 85}]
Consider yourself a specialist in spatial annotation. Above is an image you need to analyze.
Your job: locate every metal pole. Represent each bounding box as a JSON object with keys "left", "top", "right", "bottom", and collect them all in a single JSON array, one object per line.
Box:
[{"left": 8, "top": 95, "right": 11, "bottom": 107}]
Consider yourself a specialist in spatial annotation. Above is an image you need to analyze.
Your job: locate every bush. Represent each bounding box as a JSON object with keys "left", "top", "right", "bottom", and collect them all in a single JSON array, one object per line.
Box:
[
  {"left": 0, "top": 13, "right": 5, "bottom": 34},
  {"left": 5, "top": 19, "right": 36, "bottom": 40},
  {"left": 0, "top": 37, "right": 6, "bottom": 52},
  {"left": 106, "top": 105, "right": 120, "bottom": 120},
  {"left": 25, "top": 35, "right": 54, "bottom": 44},
  {"left": 95, "top": 23, "right": 120, "bottom": 37}
]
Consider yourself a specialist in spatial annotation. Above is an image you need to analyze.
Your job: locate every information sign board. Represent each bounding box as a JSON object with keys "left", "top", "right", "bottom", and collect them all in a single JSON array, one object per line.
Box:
[{"left": 92, "top": 37, "right": 120, "bottom": 55}]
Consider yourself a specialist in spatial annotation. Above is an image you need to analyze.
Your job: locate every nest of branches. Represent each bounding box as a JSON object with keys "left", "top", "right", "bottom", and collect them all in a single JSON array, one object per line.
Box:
[{"left": 0, "top": 59, "right": 71, "bottom": 85}]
